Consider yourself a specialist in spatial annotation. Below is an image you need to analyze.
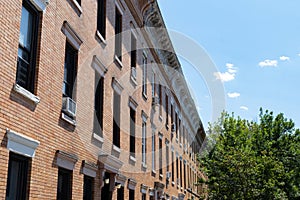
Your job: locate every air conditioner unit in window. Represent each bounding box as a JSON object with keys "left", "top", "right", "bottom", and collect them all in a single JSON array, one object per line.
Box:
[
  {"left": 62, "top": 97, "right": 77, "bottom": 117},
  {"left": 152, "top": 96, "right": 159, "bottom": 106},
  {"left": 166, "top": 171, "right": 172, "bottom": 179},
  {"left": 171, "top": 123, "right": 176, "bottom": 132}
]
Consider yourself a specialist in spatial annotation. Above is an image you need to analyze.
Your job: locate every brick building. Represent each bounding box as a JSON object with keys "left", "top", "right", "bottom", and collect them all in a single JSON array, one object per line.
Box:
[{"left": 0, "top": 0, "right": 206, "bottom": 199}]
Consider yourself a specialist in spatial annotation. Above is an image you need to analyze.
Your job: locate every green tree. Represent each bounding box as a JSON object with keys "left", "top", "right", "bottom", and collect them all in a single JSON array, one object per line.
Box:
[{"left": 200, "top": 109, "right": 300, "bottom": 200}]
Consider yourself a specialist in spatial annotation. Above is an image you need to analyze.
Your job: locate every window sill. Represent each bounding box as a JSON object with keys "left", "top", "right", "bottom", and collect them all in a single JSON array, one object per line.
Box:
[
  {"left": 112, "top": 144, "right": 121, "bottom": 154},
  {"left": 159, "top": 174, "right": 163, "bottom": 179},
  {"left": 172, "top": 181, "right": 175, "bottom": 186},
  {"left": 152, "top": 169, "right": 157, "bottom": 175},
  {"left": 61, "top": 113, "right": 76, "bottom": 126},
  {"left": 95, "top": 30, "right": 107, "bottom": 46},
  {"left": 13, "top": 84, "right": 40, "bottom": 104},
  {"left": 70, "top": 0, "right": 82, "bottom": 14},
  {"left": 114, "top": 55, "right": 123, "bottom": 69},
  {"left": 92, "top": 133, "right": 104, "bottom": 143},
  {"left": 129, "top": 155, "right": 136, "bottom": 163},
  {"left": 159, "top": 115, "right": 163, "bottom": 121},
  {"left": 142, "top": 162, "right": 147, "bottom": 170},
  {"left": 176, "top": 138, "right": 179, "bottom": 143},
  {"left": 180, "top": 143, "right": 182, "bottom": 148},
  {"left": 142, "top": 93, "right": 148, "bottom": 101},
  {"left": 130, "top": 75, "right": 137, "bottom": 86}
]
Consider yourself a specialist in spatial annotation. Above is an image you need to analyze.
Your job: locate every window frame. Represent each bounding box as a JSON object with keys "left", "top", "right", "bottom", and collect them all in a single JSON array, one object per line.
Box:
[
  {"left": 83, "top": 175, "right": 94, "bottom": 200},
  {"left": 142, "top": 53, "right": 147, "bottom": 97},
  {"left": 94, "top": 73, "right": 104, "bottom": 137},
  {"left": 115, "top": 6, "right": 122, "bottom": 62},
  {"left": 16, "top": 0, "right": 40, "bottom": 93},
  {"left": 97, "top": 0, "right": 106, "bottom": 39},
  {"left": 56, "top": 167, "right": 72, "bottom": 200}
]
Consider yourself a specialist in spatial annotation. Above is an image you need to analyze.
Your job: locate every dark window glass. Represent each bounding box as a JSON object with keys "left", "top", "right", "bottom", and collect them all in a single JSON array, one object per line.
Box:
[
  {"left": 94, "top": 73, "right": 104, "bottom": 136},
  {"left": 171, "top": 152, "right": 174, "bottom": 183},
  {"left": 76, "top": 0, "right": 81, "bottom": 5},
  {"left": 129, "top": 189, "right": 134, "bottom": 200},
  {"left": 176, "top": 157, "right": 179, "bottom": 184},
  {"left": 180, "top": 160, "right": 183, "bottom": 187},
  {"left": 159, "top": 137, "right": 163, "bottom": 175},
  {"left": 130, "top": 108, "right": 136, "bottom": 156},
  {"left": 142, "top": 121, "right": 147, "bottom": 164},
  {"left": 142, "top": 54, "right": 147, "bottom": 96},
  {"left": 131, "top": 33, "right": 136, "bottom": 68},
  {"left": 56, "top": 168, "right": 72, "bottom": 200},
  {"left": 165, "top": 92, "right": 169, "bottom": 128},
  {"left": 63, "top": 42, "right": 77, "bottom": 98},
  {"left": 6, "top": 152, "right": 29, "bottom": 200},
  {"left": 184, "top": 163, "right": 186, "bottom": 189},
  {"left": 166, "top": 143, "right": 169, "bottom": 172},
  {"left": 142, "top": 193, "right": 146, "bottom": 200},
  {"left": 16, "top": 0, "right": 39, "bottom": 92},
  {"left": 117, "top": 186, "right": 124, "bottom": 200},
  {"left": 101, "top": 172, "right": 112, "bottom": 200},
  {"left": 97, "top": 0, "right": 106, "bottom": 37},
  {"left": 113, "top": 90, "right": 121, "bottom": 147},
  {"left": 83, "top": 175, "right": 93, "bottom": 200},
  {"left": 115, "top": 8, "right": 122, "bottom": 61}
]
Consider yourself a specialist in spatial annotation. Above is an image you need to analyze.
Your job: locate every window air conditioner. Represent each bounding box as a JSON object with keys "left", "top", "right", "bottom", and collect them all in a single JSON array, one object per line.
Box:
[
  {"left": 166, "top": 171, "right": 172, "bottom": 179},
  {"left": 62, "top": 97, "right": 77, "bottom": 117},
  {"left": 171, "top": 123, "right": 176, "bottom": 132}
]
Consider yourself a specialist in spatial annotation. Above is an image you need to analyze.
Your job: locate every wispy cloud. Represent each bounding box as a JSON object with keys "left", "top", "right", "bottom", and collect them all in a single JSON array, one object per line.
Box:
[
  {"left": 279, "top": 56, "right": 290, "bottom": 61},
  {"left": 259, "top": 59, "right": 278, "bottom": 67},
  {"left": 240, "top": 106, "right": 249, "bottom": 111},
  {"left": 227, "top": 92, "right": 240, "bottom": 98},
  {"left": 214, "top": 63, "right": 238, "bottom": 82}
]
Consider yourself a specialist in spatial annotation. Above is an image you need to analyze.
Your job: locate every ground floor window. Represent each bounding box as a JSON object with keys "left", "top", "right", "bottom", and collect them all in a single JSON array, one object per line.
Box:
[
  {"left": 6, "top": 152, "right": 30, "bottom": 200},
  {"left": 57, "top": 167, "right": 72, "bottom": 200}
]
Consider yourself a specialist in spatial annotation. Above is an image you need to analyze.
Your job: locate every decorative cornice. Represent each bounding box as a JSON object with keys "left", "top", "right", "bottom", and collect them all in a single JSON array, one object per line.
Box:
[
  {"left": 112, "top": 77, "right": 124, "bottom": 95},
  {"left": 98, "top": 154, "right": 123, "bottom": 173},
  {"left": 92, "top": 55, "right": 108, "bottom": 77},
  {"left": 61, "top": 21, "right": 83, "bottom": 50},
  {"left": 6, "top": 129, "right": 40, "bottom": 158},
  {"left": 140, "top": 184, "right": 149, "bottom": 194},
  {"left": 56, "top": 150, "right": 78, "bottom": 170},
  {"left": 116, "top": 174, "right": 127, "bottom": 186},
  {"left": 128, "top": 178, "right": 137, "bottom": 190}
]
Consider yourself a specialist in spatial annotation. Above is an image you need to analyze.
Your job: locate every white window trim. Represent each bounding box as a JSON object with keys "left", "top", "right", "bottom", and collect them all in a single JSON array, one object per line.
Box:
[
  {"left": 6, "top": 129, "right": 40, "bottom": 158},
  {"left": 13, "top": 84, "right": 40, "bottom": 104},
  {"left": 92, "top": 55, "right": 107, "bottom": 77},
  {"left": 29, "top": 0, "right": 49, "bottom": 12},
  {"left": 61, "top": 21, "right": 83, "bottom": 50}
]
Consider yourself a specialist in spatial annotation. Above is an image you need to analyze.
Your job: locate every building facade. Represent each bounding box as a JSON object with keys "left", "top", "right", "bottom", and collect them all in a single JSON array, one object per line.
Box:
[{"left": 0, "top": 0, "right": 206, "bottom": 199}]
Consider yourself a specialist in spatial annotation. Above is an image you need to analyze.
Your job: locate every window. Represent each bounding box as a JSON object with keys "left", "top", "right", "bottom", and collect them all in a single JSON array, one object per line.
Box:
[
  {"left": 6, "top": 152, "right": 30, "bottom": 200},
  {"left": 101, "top": 172, "right": 112, "bottom": 200},
  {"left": 94, "top": 73, "right": 104, "bottom": 136},
  {"left": 142, "top": 193, "right": 146, "bottom": 200},
  {"left": 159, "top": 135, "right": 163, "bottom": 176},
  {"left": 16, "top": 0, "right": 40, "bottom": 93},
  {"left": 165, "top": 92, "right": 169, "bottom": 128},
  {"left": 180, "top": 160, "right": 183, "bottom": 187},
  {"left": 63, "top": 41, "right": 77, "bottom": 98},
  {"left": 130, "top": 108, "right": 136, "bottom": 157},
  {"left": 184, "top": 162, "right": 187, "bottom": 189},
  {"left": 151, "top": 133, "right": 155, "bottom": 171},
  {"left": 175, "top": 113, "right": 178, "bottom": 139},
  {"left": 113, "top": 90, "right": 121, "bottom": 147},
  {"left": 117, "top": 185, "right": 124, "bottom": 200},
  {"left": 131, "top": 32, "right": 137, "bottom": 78},
  {"left": 176, "top": 156, "right": 179, "bottom": 185},
  {"left": 151, "top": 73, "right": 155, "bottom": 97},
  {"left": 115, "top": 7, "right": 122, "bottom": 61},
  {"left": 159, "top": 84, "right": 162, "bottom": 116},
  {"left": 129, "top": 189, "right": 134, "bottom": 200},
  {"left": 142, "top": 121, "right": 146, "bottom": 164},
  {"left": 179, "top": 119, "right": 181, "bottom": 143},
  {"left": 97, "top": 0, "right": 106, "bottom": 38},
  {"left": 142, "top": 53, "right": 147, "bottom": 97},
  {"left": 83, "top": 175, "right": 93, "bottom": 200},
  {"left": 166, "top": 141, "right": 169, "bottom": 172},
  {"left": 171, "top": 151, "right": 174, "bottom": 183},
  {"left": 57, "top": 168, "right": 72, "bottom": 200}
]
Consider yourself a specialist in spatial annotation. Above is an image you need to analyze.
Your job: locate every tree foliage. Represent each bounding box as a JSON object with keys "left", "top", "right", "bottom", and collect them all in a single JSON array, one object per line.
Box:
[{"left": 200, "top": 109, "right": 300, "bottom": 200}]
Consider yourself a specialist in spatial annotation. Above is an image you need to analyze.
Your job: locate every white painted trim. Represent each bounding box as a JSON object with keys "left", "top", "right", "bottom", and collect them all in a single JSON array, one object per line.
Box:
[
  {"left": 92, "top": 133, "right": 104, "bottom": 143},
  {"left": 115, "top": 0, "right": 125, "bottom": 15},
  {"left": 128, "top": 96, "right": 138, "bottom": 111},
  {"left": 70, "top": 0, "right": 82, "bottom": 14},
  {"left": 61, "top": 21, "right": 83, "bottom": 50},
  {"left": 92, "top": 55, "right": 107, "bottom": 77},
  {"left": 129, "top": 155, "right": 136, "bottom": 163},
  {"left": 112, "top": 77, "right": 124, "bottom": 95},
  {"left": 141, "top": 110, "right": 148, "bottom": 122},
  {"left": 29, "top": 0, "right": 49, "bottom": 12},
  {"left": 96, "top": 30, "right": 107, "bottom": 45},
  {"left": 112, "top": 145, "right": 121, "bottom": 154},
  {"left": 13, "top": 84, "right": 40, "bottom": 104},
  {"left": 6, "top": 129, "right": 40, "bottom": 158}
]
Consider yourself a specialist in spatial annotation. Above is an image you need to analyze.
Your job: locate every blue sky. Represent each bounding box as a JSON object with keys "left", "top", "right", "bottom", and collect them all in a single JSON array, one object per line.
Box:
[{"left": 158, "top": 0, "right": 300, "bottom": 129}]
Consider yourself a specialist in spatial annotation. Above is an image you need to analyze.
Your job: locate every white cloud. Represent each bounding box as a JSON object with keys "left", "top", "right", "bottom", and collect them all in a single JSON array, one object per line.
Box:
[
  {"left": 279, "top": 56, "right": 290, "bottom": 61},
  {"left": 214, "top": 63, "right": 238, "bottom": 82},
  {"left": 298, "top": 53, "right": 300, "bottom": 57},
  {"left": 227, "top": 92, "right": 240, "bottom": 98},
  {"left": 240, "top": 106, "right": 249, "bottom": 111},
  {"left": 226, "top": 63, "right": 234, "bottom": 68},
  {"left": 258, "top": 59, "right": 278, "bottom": 67},
  {"left": 214, "top": 72, "right": 235, "bottom": 82}
]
